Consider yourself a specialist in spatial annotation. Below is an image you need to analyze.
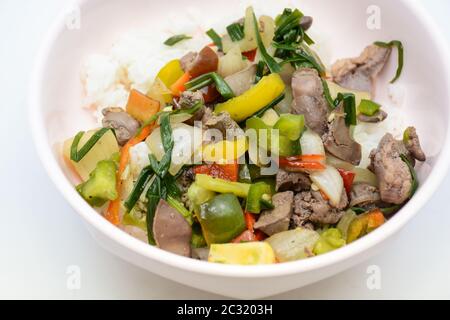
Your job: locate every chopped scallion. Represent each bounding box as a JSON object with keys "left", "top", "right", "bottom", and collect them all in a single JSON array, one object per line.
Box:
[
  {"left": 335, "top": 93, "right": 357, "bottom": 126},
  {"left": 226, "top": 22, "right": 245, "bottom": 42},
  {"left": 70, "top": 128, "right": 111, "bottom": 163},
  {"left": 374, "top": 40, "right": 404, "bottom": 83},
  {"left": 206, "top": 29, "right": 223, "bottom": 51},
  {"left": 164, "top": 34, "right": 192, "bottom": 46},
  {"left": 252, "top": 12, "right": 281, "bottom": 73}
]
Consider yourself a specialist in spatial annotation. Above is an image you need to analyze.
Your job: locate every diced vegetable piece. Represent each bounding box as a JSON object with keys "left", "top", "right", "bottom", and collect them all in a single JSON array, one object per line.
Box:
[
  {"left": 76, "top": 160, "right": 118, "bottom": 207},
  {"left": 218, "top": 45, "right": 247, "bottom": 78},
  {"left": 191, "top": 223, "right": 207, "bottom": 248},
  {"left": 223, "top": 7, "right": 257, "bottom": 53},
  {"left": 358, "top": 99, "right": 381, "bottom": 116},
  {"left": 337, "top": 210, "right": 357, "bottom": 240},
  {"left": 260, "top": 109, "right": 280, "bottom": 127},
  {"left": 259, "top": 15, "right": 276, "bottom": 48},
  {"left": 310, "top": 165, "right": 344, "bottom": 207},
  {"left": 325, "top": 80, "right": 371, "bottom": 107},
  {"left": 122, "top": 204, "right": 147, "bottom": 231},
  {"left": 194, "top": 161, "right": 239, "bottom": 182},
  {"left": 246, "top": 182, "right": 273, "bottom": 214},
  {"left": 126, "top": 89, "right": 161, "bottom": 123},
  {"left": 337, "top": 168, "right": 356, "bottom": 195},
  {"left": 274, "top": 135, "right": 298, "bottom": 157},
  {"left": 215, "top": 73, "right": 285, "bottom": 122},
  {"left": 273, "top": 114, "right": 305, "bottom": 141},
  {"left": 148, "top": 77, "right": 173, "bottom": 104},
  {"left": 170, "top": 72, "right": 191, "bottom": 96},
  {"left": 208, "top": 242, "right": 276, "bottom": 265},
  {"left": 188, "top": 182, "right": 216, "bottom": 209},
  {"left": 146, "top": 123, "right": 202, "bottom": 176},
  {"left": 278, "top": 155, "right": 326, "bottom": 172},
  {"left": 266, "top": 228, "right": 320, "bottom": 262},
  {"left": 300, "top": 129, "right": 325, "bottom": 157},
  {"left": 353, "top": 167, "right": 378, "bottom": 187},
  {"left": 347, "top": 210, "right": 385, "bottom": 243},
  {"left": 198, "top": 194, "right": 246, "bottom": 244},
  {"left": 156, "top": 59, "right": 184, "bottom": 102},
  {"left": 202, "top": 137, "right": 248, "bottom": 164},
  {"left": 195, "top": 174, "right": 251, "bottom": 198},
  {"left": 63, "top": 129, "right": 119, "bottom": 181},
  {"left": 313, "top": 228, "right": 346, "bottom": 255}
]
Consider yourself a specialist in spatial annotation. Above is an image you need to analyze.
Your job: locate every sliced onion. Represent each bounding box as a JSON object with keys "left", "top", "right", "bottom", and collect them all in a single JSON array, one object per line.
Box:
[
  {"left": 300, "top": 129, "right": 325, "bottom": 157},
  {"left": 146, "top": 123, "right": 203, "bottom": 176},
  {"left": 326, "top": 155, "right": 378, "bottom": 187},
  {"left": 326, "top": 154, "right": 354, "bottom": 171},
  {"left": 310, "top": 165, "right": 344, "bottom": 207},
  {"left": 353, "top": 167, "right": 378, "bottom": 187},
  {"left": 218, "top": 45, "right": 247, "bottom": 78},
  {"left": 169, "top": 113, "right": 193, "bottom": 124}
]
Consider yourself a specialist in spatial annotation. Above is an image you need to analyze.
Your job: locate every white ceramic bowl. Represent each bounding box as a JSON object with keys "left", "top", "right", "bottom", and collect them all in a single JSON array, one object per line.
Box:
[{"left": 30, "top": 0, "right": 450, "bottom": 299}]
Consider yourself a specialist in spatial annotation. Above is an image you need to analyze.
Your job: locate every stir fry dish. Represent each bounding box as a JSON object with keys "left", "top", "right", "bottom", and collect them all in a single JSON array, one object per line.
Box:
[{"left": 64, "top": 7, "right": 425, "bottom": 265}]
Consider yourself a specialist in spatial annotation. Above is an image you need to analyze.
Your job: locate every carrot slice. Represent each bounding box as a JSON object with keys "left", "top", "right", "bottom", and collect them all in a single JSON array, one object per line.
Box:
[
  {"left": 170, "top": 72, "right": 191, "bottom": 96},
  {"left": 104, "top": 124, "right": 155, "bottom": 225}
]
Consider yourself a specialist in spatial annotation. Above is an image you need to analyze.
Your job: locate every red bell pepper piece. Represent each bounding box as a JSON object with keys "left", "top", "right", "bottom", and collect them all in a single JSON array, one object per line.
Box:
[
  {"left": 194, "top": 161, "right": 239, "bottom": 182},
  {"left": 242, "top": 49, "right": 257, "bottom": 62},
  {"left": 337, "top": 168, "right": 356, "bottom": 195}
]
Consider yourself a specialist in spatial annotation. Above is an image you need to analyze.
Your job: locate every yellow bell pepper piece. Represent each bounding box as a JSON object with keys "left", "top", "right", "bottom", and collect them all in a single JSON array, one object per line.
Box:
[
  {"left": 208, "top": 242, "right": 276, "bottom": 265},
  {"left": 195, "top": 174, "right": 250, "bottom": 198},
  {"left": 202, "top": 137, "right": 248, "bottom": 164},
  {"left": 154, "top": 60, "right": 184, "bottom": 103},
  {"left": 215, "top": 73, "right": 285, "bottom": 122}
]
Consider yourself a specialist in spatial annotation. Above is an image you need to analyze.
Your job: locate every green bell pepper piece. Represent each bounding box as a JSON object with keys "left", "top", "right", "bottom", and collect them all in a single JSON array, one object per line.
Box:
[
  {"left": 358, "top": 99, "right": 381, "bottom": 116},
  {"left": 198, "top": 194, "right": 246, "bottom": 244},
  {"left": 76, "top": 160, "right": 118, "bottom": 207},
  {"left": 246, "top": 182, "right": 273, "bottom": 214},
  {"left": 273, "top": 114, "right": 305, "bottom": 141},
  {"left": 313, "top": 228, "right": 346, "bottom": 255}
]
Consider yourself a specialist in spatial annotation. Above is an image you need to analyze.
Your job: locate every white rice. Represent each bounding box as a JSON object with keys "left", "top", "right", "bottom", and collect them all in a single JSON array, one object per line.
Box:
[{"left": 81, "top": 0, "right": 404, "bottom": 169}]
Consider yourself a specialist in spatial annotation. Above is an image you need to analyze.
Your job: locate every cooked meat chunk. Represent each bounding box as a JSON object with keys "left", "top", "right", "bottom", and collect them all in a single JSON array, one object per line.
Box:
[
  {"left": 180, "top": 47, "right": 218, "bottom": 78},
  {"left": 404, "top": 127, "right": 426, "bottom": 162},
  {"left": 369, "top": 133, "right": 412, "bottom": 205},
  {"left": 180, "top": 52, "right": 198, "bottom": 72},
  {"left": 349, "top": 183, "right": 381, "bottom": 208},
  {"left": 322, "top": 104, "right": 362, "bottom": 165},
  {"left": 224, "top": 64, "right": 257, "bottom": 96},
  {"left": 291, "top": 68, "right": 329, "bottom": 135},
  {"left": 331, "top": 44, "right": 392, "bottom": 93},
  {"left": 202, "top": 109, "right": 244, "bottom": 139},
  {"left": 276, "top": 169, "right": 311, "bottom": 192},
  {"left": 293, "top": 191, "right": 345, "bottom": 227},
  {"left": 254, "top": 192, "right": 294, "bottom": 236},
  {"left": 358, "top": 110, "right": 388, "bottom": 123},
  {"left": 176, "top": 91, "right": 205, "bottom": 125},
  {"left": 153, "top": 200, "right": 192, "bottom": 257},
  {"left": 102, "top": 107, "right": 140, "bottom": 146}
]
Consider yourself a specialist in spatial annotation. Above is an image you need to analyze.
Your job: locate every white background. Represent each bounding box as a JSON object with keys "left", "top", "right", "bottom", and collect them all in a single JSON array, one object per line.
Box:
[{"left": 1, "top": 0, "right": 449, "bottom": 299}]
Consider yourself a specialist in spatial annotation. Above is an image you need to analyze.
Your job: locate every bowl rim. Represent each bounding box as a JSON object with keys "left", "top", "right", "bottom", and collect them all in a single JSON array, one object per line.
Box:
[{"left": 29, "top": 0, "right": 450, "bottom": 278}]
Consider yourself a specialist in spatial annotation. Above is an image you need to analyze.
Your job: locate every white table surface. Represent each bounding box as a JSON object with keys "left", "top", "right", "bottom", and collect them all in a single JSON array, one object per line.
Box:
[{"left": 1, "top": 0, "right": 450, "bottom": 300}]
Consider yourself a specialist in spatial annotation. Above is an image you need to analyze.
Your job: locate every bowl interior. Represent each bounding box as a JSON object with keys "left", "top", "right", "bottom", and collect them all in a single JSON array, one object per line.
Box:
[{"left": 32, "top": 0, "right": 450, "bottom": 276}]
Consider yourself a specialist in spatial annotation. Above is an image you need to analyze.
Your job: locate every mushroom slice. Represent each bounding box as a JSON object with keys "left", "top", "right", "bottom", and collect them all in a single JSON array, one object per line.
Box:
[{"left": 153, "top": 200, "right": 192, "bottom": 257}]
